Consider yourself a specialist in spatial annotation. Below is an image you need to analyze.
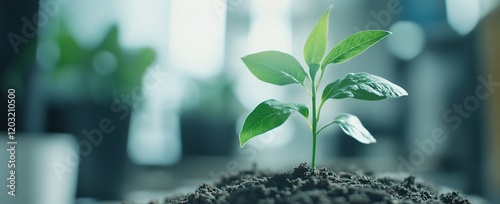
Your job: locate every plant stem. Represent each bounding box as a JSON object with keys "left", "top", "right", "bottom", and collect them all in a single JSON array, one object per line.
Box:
[
  {"left": 310, "top": 66, "right": 328, "bottom": 172},
  {"left": 311, "top": 77, "right": 318, "bottom": 172}
]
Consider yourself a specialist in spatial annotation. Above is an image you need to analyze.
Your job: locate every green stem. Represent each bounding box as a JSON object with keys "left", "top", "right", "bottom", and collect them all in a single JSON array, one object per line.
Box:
[
  {"left": 310, "top": 66, "right": 326, "bottom": 172},
  {"left": 311, "top": 81, "right": 318, "bottom": 172},
  {"left": 312, "top": 128, "right": 317, "bottom": 171}
]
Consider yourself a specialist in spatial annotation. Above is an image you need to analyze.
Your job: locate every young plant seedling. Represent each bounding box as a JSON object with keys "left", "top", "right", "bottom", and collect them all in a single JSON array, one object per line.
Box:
[{"left": 239, "top": 6, "right": 407, "bottom": 171}]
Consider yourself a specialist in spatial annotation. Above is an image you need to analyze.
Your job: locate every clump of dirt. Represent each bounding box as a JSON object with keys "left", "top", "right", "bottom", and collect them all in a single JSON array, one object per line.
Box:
[{"left": 162, "top": 163, "right": 470, "bottom": 204}]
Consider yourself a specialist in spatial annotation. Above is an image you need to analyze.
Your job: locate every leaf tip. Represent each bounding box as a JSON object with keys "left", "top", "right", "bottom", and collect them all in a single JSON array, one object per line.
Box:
[
  {"left": 402, "top": 89, "right": 409, "bottom": 96},
  {"left": 398, "top": 86, "right": 409, "bottom": 97},
  {"left": 326, "top": 5, "right": 333, "bottom": 12},
  {"left": 357, "top": 135, "right": 377, "bottom": 144},
  {"left": 241, "top": 55, "right": 249, "bottom": 61},
  {"left": 239, "top": 134, "right": 247, "bottom": 148},
  {"left": 367, "top": 138, "right": 377, "bottom": 144}
]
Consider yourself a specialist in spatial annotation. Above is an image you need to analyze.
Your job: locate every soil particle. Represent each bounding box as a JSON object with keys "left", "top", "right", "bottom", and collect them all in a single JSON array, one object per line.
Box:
[
  {"left": 164, "top": 163, "right": 470, "bottom": 204},
  {"left": 439, "top": 191, "right": 470, "bottom": 204}
]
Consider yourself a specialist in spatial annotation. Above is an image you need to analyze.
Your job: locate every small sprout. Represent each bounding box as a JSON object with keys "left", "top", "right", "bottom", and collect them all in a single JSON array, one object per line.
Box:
[{"left": 239, "top": 5, "right": 407, "bottom": 171}]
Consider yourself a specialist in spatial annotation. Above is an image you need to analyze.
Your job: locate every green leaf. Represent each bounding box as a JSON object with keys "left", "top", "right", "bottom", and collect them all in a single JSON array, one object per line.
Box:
[
  {"left": 322, "top": 30, "right": 391, "bottom": 67},
  {"left": 304, "top": 6, "right": 332, "bottom": 66},
  {"left": 322, "top": 72, "right": 408, "bottom": 101},
  {"left": 331, "top": 113, "right": 376, "bottom": 144},
  {"left": 242, "top": 51, "right": 309, "bottom": 86},
  {"left": 240, "top": 99, "right": 309, "bottom": 147}
]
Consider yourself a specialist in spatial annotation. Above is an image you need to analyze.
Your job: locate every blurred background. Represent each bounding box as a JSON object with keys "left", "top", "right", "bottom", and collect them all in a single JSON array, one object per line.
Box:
[{"left": 0, "top": 0, "right": 499, "bottom": 203}]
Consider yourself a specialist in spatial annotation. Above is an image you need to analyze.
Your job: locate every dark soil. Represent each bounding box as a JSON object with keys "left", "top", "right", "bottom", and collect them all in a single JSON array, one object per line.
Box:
[{"left": 161, "top": 163, "right": 470, "bottom": 204}]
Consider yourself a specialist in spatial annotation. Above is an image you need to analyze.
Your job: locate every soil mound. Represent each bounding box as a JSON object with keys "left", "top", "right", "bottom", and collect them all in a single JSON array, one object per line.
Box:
[{"left": 164, "top": 163, "right": 470, "bottom": 204}]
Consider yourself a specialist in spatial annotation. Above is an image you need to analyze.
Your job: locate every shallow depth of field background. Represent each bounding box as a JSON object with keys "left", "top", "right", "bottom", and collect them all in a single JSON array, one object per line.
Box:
[{"left": 1, "top": 0, "right": 499, "bottom": 203}]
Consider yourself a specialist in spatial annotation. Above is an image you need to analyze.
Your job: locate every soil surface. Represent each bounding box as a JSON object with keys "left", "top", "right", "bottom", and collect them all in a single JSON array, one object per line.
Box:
[{"left": 161, "top": 163, "right": 470, "bottom": 204}]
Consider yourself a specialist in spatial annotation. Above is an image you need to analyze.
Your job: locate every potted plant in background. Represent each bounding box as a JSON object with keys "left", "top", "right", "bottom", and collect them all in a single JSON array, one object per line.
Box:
[
  {"left": 163, "top": 6, "right": 471, "bottom": 204},
  {"left": 6, "top": 21, "right": 156, "bottom": 200},
  {"left": 180, "top": 74, "right": 243, "bottom": 156}
]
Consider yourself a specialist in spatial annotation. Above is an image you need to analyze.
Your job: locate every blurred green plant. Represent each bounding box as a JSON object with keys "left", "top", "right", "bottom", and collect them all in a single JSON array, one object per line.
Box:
[
  {"left": 239, "top": 6, "right": 408, "bottom": 171},
  {"left": 183, "top": 75, "right": 243, "bottom": 117},
  {"left": 6, "top": 21, "right": 155, "bottom": 102}
]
